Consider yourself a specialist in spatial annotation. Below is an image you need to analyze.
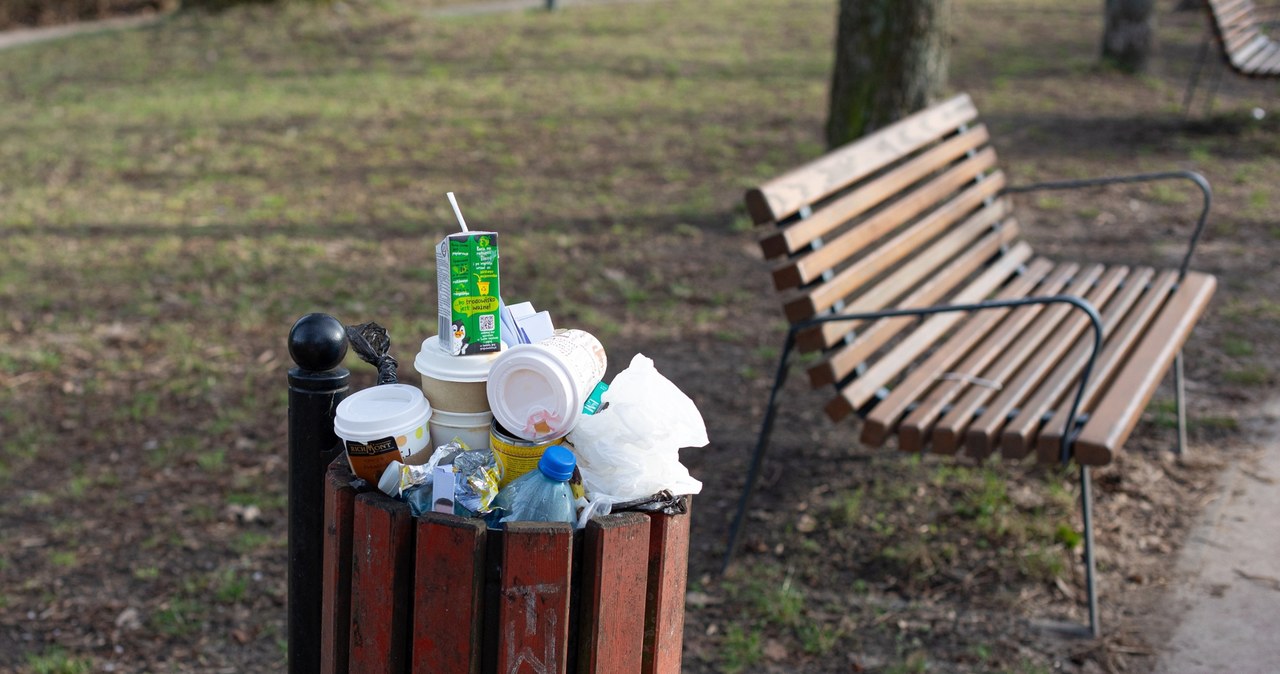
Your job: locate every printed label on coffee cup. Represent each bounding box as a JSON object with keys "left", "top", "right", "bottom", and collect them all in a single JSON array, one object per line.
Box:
[{"left": 345, "top": 436, "right": 401, "bottom": 482}]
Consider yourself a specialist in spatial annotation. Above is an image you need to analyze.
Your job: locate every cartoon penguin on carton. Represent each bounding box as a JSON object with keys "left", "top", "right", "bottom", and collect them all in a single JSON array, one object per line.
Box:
[{"left": 450, "top": 319, "right": 469, "bottom": 356}]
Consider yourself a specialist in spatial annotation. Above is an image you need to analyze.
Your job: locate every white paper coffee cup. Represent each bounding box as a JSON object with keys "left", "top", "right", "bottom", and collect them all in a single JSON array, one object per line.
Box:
[
  {"left": 486, "top": 329, "right": 606, "bottom": 442},
  {"left": 333, "top": 384, "right": 431, "bottom": 483},
  {"left": 414, "top": 335, "right": 500, "bottom": 414}
]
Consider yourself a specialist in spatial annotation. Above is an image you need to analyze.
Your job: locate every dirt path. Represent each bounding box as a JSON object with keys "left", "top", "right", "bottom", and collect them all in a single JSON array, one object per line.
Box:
[
  {"left": 1153, "top": 398, "right": 1280, "bottom": 672},
  {"left": 0, "top": 14, "right": 160, "bottom": 51},
  {"left": 424, "top": 0, "right": 660, "bottom": 17}
]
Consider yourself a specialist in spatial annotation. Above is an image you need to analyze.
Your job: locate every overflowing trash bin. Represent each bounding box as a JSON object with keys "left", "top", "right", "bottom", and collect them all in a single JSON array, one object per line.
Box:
[{"left": 287, "top": 194, "right": 704, "bottom": 673}]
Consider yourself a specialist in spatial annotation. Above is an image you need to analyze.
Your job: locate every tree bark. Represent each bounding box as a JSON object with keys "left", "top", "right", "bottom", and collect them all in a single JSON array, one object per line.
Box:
[
  {"left": 825, "top": 0, "right": 951, "bottom": 149},
  {"left": 1101, "top": 0, "right": 1157, "bottom": 73}
]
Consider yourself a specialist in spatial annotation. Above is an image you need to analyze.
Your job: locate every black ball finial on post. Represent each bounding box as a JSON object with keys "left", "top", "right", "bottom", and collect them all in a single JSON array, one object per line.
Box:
[
  {"left": 287, "top": 313, "right": 350, "bottom": 674},
  {"left": 289, "top": 312, "right": 349, "bottom": 372}
]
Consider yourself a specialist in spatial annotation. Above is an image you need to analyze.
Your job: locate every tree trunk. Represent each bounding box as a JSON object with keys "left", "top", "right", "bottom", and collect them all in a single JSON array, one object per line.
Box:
[
  {"left": 825, "top": 0, "right": 951, "bottom": 149},
  {"left": 1101, "top": 0, "right": 1157, "bottom": 73}
]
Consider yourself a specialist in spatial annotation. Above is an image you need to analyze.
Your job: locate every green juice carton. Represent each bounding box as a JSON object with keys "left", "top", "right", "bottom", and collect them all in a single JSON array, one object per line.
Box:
[{"left": 436, "top": 231, "right": 502, "bottom": 355}]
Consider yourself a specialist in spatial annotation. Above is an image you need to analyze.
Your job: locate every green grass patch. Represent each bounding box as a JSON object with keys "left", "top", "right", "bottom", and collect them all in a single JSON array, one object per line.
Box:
[
  {"left": 719, "top": 623, "right": 763, "bottom": 674},
  {"left": 25, "top": 647, "right": 92, "bottom": 674}
]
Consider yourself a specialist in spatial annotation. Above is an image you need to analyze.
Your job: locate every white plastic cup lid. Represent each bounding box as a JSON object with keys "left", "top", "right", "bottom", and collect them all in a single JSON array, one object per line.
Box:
[
  {"left": 414, "top": 335, "right": 502, "bottom": 383},
  {"left": 486, "top": 345, "right": 580, "bottom": 442},
  {"left": 333, "top": 384, "right": 431, "bottom": 442}
]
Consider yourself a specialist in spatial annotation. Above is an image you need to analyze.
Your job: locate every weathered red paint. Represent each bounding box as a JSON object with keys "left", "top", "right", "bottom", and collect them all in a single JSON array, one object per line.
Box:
[
  {"left": 349, "top": 492, "right": 414, "bottom": 674},
  {"left": 317, "top": 491, "right": 691, "bottom": 673},
  {"left": 577, "top": 512, "right": 651, "bottom": 674},
  {"left": 642, "top": 500, "right": 691, "bottom": 674},
  {"left": 321, "top": 459, "right": 358, "bottom": 674},
  {"left": 496, "top": 522, "right": 574, "bottom": 674},
  {"left": 412, "top": 512, "right": 487, "bottom": 674}
]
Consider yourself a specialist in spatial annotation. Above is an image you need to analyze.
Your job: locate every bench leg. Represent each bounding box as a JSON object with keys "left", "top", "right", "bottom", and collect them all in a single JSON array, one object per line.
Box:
[
  {"left": 1205, "top": 60, "right": 1225, "bottom": 117},
  {"left": 1174, "top": 350, "right": 1188, "bottom": 458},
  {"left": 1183, "top": 34, "right": 1210, "bottom": 117},
  {"left": 722, "top": 332, "right": 799, "bottom": 573},
  {"left": 1080, "top": 465, "right": 1100, "bottom": 639}
]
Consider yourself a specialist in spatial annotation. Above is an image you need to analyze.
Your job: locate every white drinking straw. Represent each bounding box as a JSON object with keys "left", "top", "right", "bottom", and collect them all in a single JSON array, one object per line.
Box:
[{"left": 446, "top": 192, "right": 469, "bottom": 232}]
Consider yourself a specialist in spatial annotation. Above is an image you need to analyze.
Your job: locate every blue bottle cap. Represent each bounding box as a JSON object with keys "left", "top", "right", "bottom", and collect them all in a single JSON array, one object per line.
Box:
[{"left": 537, "top": 445, "right": 576, "bottom": 481}]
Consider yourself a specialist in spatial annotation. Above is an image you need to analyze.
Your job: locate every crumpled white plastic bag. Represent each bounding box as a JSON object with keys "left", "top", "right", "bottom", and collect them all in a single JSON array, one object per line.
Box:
[{"left": 568, "top": 353, "right": 707, "bottom": 524}]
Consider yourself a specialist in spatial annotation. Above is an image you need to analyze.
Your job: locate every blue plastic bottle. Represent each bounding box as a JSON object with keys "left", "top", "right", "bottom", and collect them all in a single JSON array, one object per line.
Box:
[{"left": 491, "top": 445, "right": 577, "bottom": 527}]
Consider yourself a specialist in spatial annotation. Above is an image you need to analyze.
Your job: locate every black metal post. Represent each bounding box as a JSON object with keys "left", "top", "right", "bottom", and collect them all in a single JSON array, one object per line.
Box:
[{"left": 287, "top": 313, "right": 350, "bottom": 674}]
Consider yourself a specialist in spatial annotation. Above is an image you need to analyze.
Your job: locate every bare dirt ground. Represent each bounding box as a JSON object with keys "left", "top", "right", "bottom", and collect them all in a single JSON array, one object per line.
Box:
[{"left": 1, "top": 1, "right": 1278, "bottom": 673}]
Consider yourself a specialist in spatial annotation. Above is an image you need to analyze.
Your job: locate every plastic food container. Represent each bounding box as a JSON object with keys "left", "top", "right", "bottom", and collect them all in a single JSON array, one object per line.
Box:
[
  {"left": 429, "top": 408, "right": 494, "bottom": 452},
  {"left": 414, "top": 335, "right": 501, "bottom": 414},
  {"left": 333, "top": 384, "right": 432, "bottom": 482},
  {"left": 486, "top": 329, "right": 606, "bottom": 442}
]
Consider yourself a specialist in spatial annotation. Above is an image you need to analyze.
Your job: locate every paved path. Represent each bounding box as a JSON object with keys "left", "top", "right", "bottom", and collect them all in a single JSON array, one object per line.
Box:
[{"left": 1154, "top": 399, "right": 1280, "bottom": 673}]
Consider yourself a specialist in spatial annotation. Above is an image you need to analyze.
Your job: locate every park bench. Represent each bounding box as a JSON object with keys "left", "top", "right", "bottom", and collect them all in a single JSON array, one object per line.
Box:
[
  {"left": 722, "top": 93, "right": 1215, "bottom": 638},
  {"left": 286, "top": 316, "right": 690, "bottom": 674},
  {"left": 1185, "top": 0, "right": 1280, "bottom": 113}
]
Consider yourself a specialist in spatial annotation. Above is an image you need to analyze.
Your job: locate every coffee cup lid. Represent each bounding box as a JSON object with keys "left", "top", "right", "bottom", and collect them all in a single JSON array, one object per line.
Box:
[
  {"left": 334, "top": 384, "right": 431, "bottom": 442},
  {"left": 486, "top": 345, "right": 581, "bottom": 442},
  {"left": 414, "top": 335, "right": 502, "bottom": 383}
]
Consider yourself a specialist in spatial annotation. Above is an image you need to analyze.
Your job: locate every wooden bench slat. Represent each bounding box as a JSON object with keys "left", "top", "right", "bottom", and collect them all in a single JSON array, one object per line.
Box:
[
  {"left": 349, "top": 493, "right": 414, "bottom": 674},
  {"left": 1230, "top": 34, "right": 1270, "bottom": 68},
  {"left": 1028, "top": 269, "right": 1176, "bottom": 462},
  {"left": 1238, "top": 39, "right": 1278, "bottom": 71},
  {"left": 772, "top": 148, "right": 999, "bottom": 290},
  {"left": 953, "top": 263, "right": 1153, "bottom": 458},
  {"left": 988, "top": 266, "right": 1172, "bottom": 460},
  {"left": 642, "top": 504, "right": 691, "bottom": 674},
  {"left": 809, "top": 221, "right": 1021, "bottom": 388},
  {"left": 578, "top": 512, "right": 651, "bottom": 674},
  {"left": 860, "top": 257, "right": 1056, "bottom": 446},
  {"left": 321, "top": 460, "right": 359, "bottom": 674},
  {"left": 784, "top": 171, "right": 1007, "bottom": 322},
  {"left": 923, "top": 264, "right": 1119, "bottom": 454},
  {"left": 797, "top": 198, "right": 1011, "bottom": 353},
  {"left": 824, "top": 240, "right": 1034, "bottom": 419},
  {"left": 746, "top": 94, "right": 978, "bottom": 224},
  {"left": 1073, "top": 273, "right": 1218, "bottom": 464},
  {"left": 892, "top": 261, "right": 1080, "bottom": 453},
  {"left": 412, "top": 513, "right": 488, "bottom": 674},
  {"left": 1215, "top": 0, "right": 1257, "bottom": 36},
  {"left": 759, "top": 125, "right": 992, "bottom": 259}
]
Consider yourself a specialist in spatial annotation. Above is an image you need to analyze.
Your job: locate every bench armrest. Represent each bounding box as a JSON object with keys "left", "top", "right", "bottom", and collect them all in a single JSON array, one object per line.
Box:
[
  {"left": 1002, "top": 170, "right": 1211, "bottom": 280},
  {"left": 769, "top": 295, "right": 1104, "bottom": 464}
]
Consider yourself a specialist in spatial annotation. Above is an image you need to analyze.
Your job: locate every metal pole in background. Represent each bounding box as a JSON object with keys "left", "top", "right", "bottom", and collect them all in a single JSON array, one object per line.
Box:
[{"left": 287, "top": 313, "right": 350, "bottom": 674}]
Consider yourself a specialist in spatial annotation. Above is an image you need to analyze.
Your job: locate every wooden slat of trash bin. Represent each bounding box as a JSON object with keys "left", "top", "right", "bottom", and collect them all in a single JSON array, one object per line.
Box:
[
  {"left": 578, "top": 512, "right": 652, "bottom": 673},
  {"left": 412, "top": 513, "right": 487, "bottom": 674},
  {"left": 318, "top": 457, "right": 690, "bottom": 674},
  {"left": 349, "top": 493, "right": 415, "bottom": 674},
  {"left": 643, "top": 505, "right": 691, "bottom": 674},
  {"left": 321, "top": 461, "right": 359, "bottom": 674},
  {"left": 496, "top": 522, "right": 574, "bottom": 673}
]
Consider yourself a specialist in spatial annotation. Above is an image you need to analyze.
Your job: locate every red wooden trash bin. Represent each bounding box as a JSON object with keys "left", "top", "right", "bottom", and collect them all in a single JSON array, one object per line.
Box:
[{"left": 319, "top": 457, "right": 691, "bottom": 674}]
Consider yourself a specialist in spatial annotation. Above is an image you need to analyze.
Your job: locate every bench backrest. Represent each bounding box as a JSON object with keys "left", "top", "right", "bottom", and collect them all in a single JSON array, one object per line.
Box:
[{"left": 750, "top": 94, "right": 1024, "bottom": 399}]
